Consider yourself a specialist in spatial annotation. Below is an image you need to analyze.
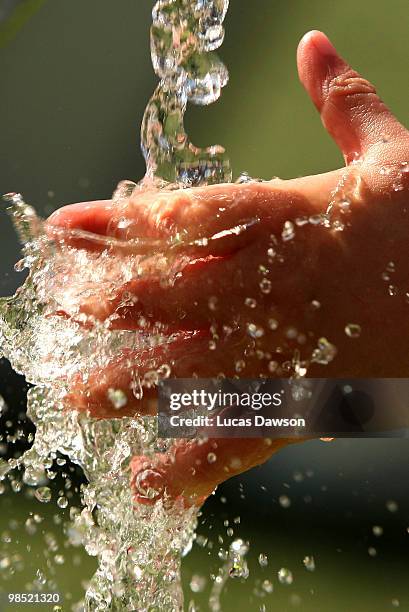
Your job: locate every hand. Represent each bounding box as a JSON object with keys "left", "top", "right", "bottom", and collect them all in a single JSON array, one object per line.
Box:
[{"left": 47, "top": 31, "right": 409, "bottom": 507}]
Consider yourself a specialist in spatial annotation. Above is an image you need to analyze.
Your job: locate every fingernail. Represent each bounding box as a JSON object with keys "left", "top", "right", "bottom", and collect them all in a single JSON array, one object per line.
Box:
[{"left": 311, "top": 31, "right": 338, "bottom": 58}]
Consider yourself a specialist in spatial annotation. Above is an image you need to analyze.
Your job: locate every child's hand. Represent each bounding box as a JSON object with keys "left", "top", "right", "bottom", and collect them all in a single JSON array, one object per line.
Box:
[{"left": 46, "top": 31, "right": 409, "bottom": 506}]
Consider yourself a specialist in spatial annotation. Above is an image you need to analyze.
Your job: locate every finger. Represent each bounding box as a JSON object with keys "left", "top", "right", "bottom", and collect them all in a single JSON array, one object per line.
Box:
[
  {"left": 62, "top": 331, "right": 210, "bottom": 418},
  {"left": 130, "top": 437, "right": 295, "bottom": 507},
  {"left": 47, "top": 185, "right": 261, "bottom": 249},
  {"left": 46, "top": 175, "right": 340, "bottom": 253},
  {"left": 47, "top": 200, "right": 113, "bottom": 236},
  {"left": 63, "top": 323, "right": 299, "bottom": 419},
  {"left": 46, "top": 178, "right": 334, "bottom": 331},
  {"left": 297, "top": 30, "right": 406, "bottom": 164}
]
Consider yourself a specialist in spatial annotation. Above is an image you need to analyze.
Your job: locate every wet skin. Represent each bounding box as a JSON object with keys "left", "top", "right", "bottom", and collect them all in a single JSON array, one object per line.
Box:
[{"left": 46, "top": 31, "right": 409, "bottom": 507}]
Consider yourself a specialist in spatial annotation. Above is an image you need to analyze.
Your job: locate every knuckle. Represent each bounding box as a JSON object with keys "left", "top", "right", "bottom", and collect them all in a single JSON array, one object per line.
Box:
[
  {"left": 150, "top": 192, "right": 193, "bottom": 234},
  {"left": 325, "top": 68, "right": 378, "bottom": 104},
  {"left": 129, "top": 191, "right": 193, "bottom": 237}
]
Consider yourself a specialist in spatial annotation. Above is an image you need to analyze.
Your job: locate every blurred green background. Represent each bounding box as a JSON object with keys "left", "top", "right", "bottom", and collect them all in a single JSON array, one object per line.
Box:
[{"left": 1, "top": 1, "right": 409, "bottom": 610}]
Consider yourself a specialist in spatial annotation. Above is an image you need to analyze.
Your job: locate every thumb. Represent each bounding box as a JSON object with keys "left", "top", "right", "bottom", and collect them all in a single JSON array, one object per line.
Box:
[{"left": 297, "top": 30, "right": 406, "bottom": 164}]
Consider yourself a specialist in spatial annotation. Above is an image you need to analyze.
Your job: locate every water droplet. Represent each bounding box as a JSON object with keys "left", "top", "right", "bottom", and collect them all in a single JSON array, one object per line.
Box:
[
  {"left": 339, "top": 199, "right": 351, "bottom": 212},
  {"left": 207, "top": 453, "right": 217, "bottom": 464},
  {"left": 386, "top": 500, "right": 398, "bottom": 513},
  {"left": 245, "top": 297, "right": 257, "bottom": 309},
  {"left": 368, "top": 546, "right": 377, "bottom": 557},
  {"left": 279, "top": 495, "right": 291, "bottom": 509},
  {"left": 345, "top": 323, "right": 361, "bottom": 338},
  {"left": 190, "top": 574, "right": 207, "bottom": 593},
  {"left": 332, "top": 219, "right": 345, "bottom": 232},
  {"left": 196, "top": 535, "right": 209, "bottom": 548},
  {"left": 388, "top": 285, "right": 398, "bottom": 296},
  {"left": 268, "top": 361, "right": 278, "bottom": 373},
  {"left": 229, "top": 457, "right": 242, "bottom": 470},
  {"left": 208, "top": 296, "right": 218, "bottom": 311},
  {"left": 235, "top": 360, "right": 246, "bottom": 373},
  {"left": 285, "top": 327, "right": 298, "bottom": 340},
  {"left": 230, "top": 538, "right": 249, "bottom": 555},
  {"left": 309, "top": 214, "right": 326, "bottom": 226},
  {"left": 258, "top": 553, "right": 268, "bottom": 567},
  {"left": 157, "top": 363, "right": 172, "bottom": 379},
  {"left": 228, "top": 539, "right": 249, "bottom": 579},
  {"left": 10, "top": 479, "right": 23, "bottom": 493},
  {"left": 282, "top": 221, "right": 295, "bottom": 242},
  {"left": 295, "top": 216, "right": 309, "bottom": 227},
  {"left": 258, "top": 580, "right": 272, "bottom": 596},
  {"left": 247, "top": 323, "right": 264, "bottom": 339},
  {"left": 372, "top": 525, "right": 383, "bottom": 537},
  {"left": 0, "top": 556, "right": 11, "bottom": 569},
  {"left": 34, "top": 487, "right": 51, "bottom": 503},
  {"left": 36, "top": 568, "right": 47, "bottom": 585},
  {"left": 134, "top": 469, "right": 164, "bottom": 500},
  {"left": 236, "top": 172, "right": 252, "bottom": 184},
  {"left": 112, "top": 180, "right": 137, "bottom": 203},
  {"left": 277, "top": 567, "right": 293, "bottom": 585},
  {"left": 107, "top": 388, "right": 128, "bottom": 410},
  {"left": 0, "top": 395, "right": 7, "bottom": 416},
  {"left": 57, "top": 496, "right": 68, "bottom": 509},
  {"left": 259, "top": 279, "right": 272, "bottom": 294},
  {"left": 229, "top": 559, "right": 249, "bottom": 579},
  {"left": 393, "top": 179, "right": 404, "bottom": 192},
  {"left": 25, "top": 518, "right": 37, "bottom": 535},
  {"left": 303, "top": 555, "right": 315, "bottom": 571},
  {"left": 311, "top": 337, "right": 337, "bottom": 365}
]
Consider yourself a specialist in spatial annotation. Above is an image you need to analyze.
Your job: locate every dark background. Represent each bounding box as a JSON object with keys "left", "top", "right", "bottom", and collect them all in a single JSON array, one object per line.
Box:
[{"left": 1, "top": 1, "right": 409, "bottom": 610}]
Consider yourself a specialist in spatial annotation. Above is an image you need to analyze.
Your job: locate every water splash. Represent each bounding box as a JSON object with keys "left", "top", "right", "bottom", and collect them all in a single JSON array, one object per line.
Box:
[
  {"left": 0, "top": 159, "right": 364, "bottom": 606},
  {"left": 0, "top": 195, "right": 199, "bottom": 610},
  {"left": 0, "top": 1, "right": 372, "bottom": 609},
  {"left": 209, "top": 538, "right": 249, "bottom": 611}
]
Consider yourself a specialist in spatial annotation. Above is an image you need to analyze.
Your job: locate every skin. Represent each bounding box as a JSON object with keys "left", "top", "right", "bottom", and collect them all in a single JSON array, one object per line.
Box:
[{"left": 46, "top": 31, "right": 409, "bottom": 508}]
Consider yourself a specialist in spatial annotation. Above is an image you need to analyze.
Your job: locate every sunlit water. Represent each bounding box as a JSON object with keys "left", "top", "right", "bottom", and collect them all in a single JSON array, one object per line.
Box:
[
  {"left": 0, "top": 2, "right": 245, "bottom": 610},
  {"left": 0, "top": 1, "right": 374, "bottom": 610},
  {"left": 141, "top": 0, "right": 231, "bottom": 187}
]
